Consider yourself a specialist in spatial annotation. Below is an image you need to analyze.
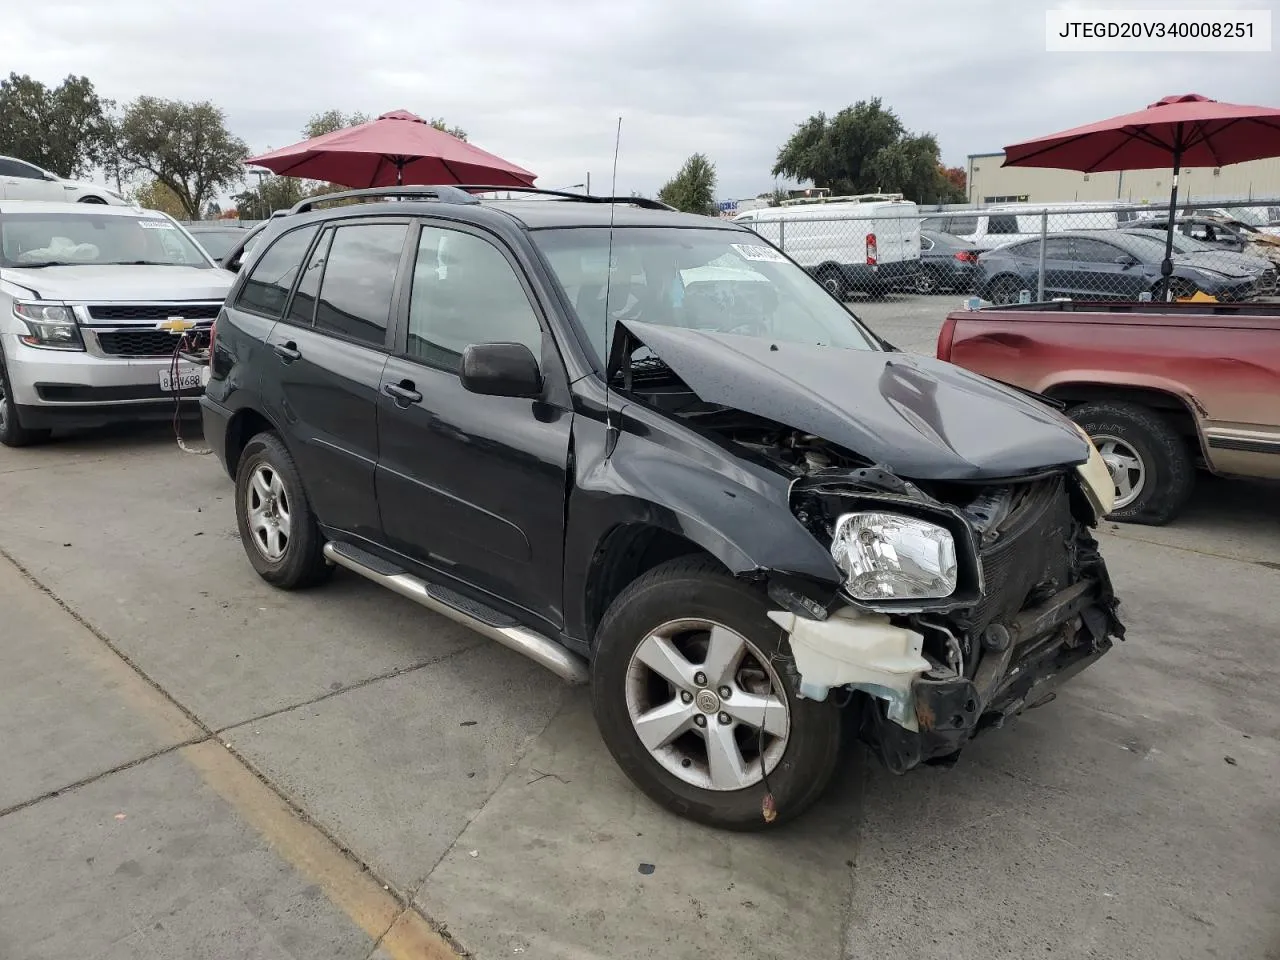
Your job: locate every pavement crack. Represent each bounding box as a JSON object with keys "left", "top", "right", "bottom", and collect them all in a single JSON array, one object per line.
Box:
[
  {"left": 213, "top": 643, "right": 484, "bottom": 737},
  {"left": 0, "top": 736, "right": 208, "bottom": 820},
  {"left": 0, "top": 546, "right": 213, "bottom": 738}
]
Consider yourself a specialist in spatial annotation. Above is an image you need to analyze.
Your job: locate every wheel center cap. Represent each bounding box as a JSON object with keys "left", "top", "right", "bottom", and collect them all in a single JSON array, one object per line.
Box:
[{"left": 694, "top": 689, "right": 721, "bottom": 714}]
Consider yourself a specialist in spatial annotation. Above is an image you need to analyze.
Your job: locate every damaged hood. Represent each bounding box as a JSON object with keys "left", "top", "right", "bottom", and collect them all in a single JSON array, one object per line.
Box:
[{"left": 620, "top": 320, "right": 1088, "bottom": 481}]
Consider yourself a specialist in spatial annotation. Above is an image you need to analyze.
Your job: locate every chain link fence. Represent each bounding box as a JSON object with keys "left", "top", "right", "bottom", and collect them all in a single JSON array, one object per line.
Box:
[{"left": 735, "top": 198, "right": 1280, "bottom": 304}]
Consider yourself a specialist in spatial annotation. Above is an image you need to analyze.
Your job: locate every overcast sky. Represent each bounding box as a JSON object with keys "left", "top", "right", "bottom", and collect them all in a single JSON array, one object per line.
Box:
[{"left": 3, "top": 0, "right": 1276, "bottom": 201}]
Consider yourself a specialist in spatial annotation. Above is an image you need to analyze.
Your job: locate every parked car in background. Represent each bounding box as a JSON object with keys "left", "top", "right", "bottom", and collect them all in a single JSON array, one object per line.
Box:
[
  {"left": 1119, "top": 228, "right": 1277, "bottom": 297},
  {"left": 1128, "top": 215, "right": 1280, "bottom": 268},
  {"left": 0, "top": 201, "right": 231, "bottom": 446},
  {"left": 185, "top": 222, "right": 260, "bottom": 262},
  {"left": 906, "top": 229, "right": 979, "bottom": 293},
  {"left": 930, "top": 202, "right": 1145, "bottom": 251},
  {"left": 201, "top": 185, "right": 1123, "bottom": 830},
  {"left": 974, "top": 230, "right": 1260, "bottom": 304},
  {"left": 0, "top": 155, "right": 125, "bottom": 205},
  {"left": 939, "top": 299, "right": 1280, "bottom": 525},
  {"left": 734, "top": 193, "right": 921, "bottom": 297}
]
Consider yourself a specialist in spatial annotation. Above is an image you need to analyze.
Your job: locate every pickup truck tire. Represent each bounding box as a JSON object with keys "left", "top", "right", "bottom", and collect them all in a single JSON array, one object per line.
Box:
[
  {"left": 234, "top": 431, "right": 332, "bottom": 588},
  {"left": 0, "top": 349, "right": 52, "bottom": 448},
  {"left": 591, "top": 556, "right": 842, "bottom": 831},
  {"left": 1070, "top": 401, "right": 1195, "bottom": 525}
]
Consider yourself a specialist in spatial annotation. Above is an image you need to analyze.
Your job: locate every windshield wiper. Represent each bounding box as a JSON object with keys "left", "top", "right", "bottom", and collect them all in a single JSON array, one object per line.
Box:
[
  {"left": 6, "top": 260, "right": 82, "bottom": 268},
  {"left": 99, "top": 260, "right": 189, "bottom": 266}
]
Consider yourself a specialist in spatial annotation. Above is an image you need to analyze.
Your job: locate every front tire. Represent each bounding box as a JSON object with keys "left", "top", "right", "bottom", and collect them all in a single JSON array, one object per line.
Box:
[
  {"left": 817, "top": 265, "right": 849, "bottom": 301},
  {"left": 0, "top": 349, "right": 51, "bottom": 448},
  {"left": 591, "top": 556, "right": 842, "bottom": 830},
  {"left": 234, "top": 431, "right": 331, "bottom": 588},
  {"left": 1070, "top": 400, "right": 1195, "bottom": 525},
  {"left": 987, "top": 275, "right": 1023, "bottom": 305}
]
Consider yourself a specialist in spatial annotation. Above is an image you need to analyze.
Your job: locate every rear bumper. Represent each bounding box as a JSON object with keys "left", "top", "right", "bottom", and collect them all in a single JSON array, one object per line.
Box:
[
  {"left": 199, "top": 395, "right": 233, "bottom": 478},
  {"left": 836, "top": 259, "right": 922, "bottom": 290}
]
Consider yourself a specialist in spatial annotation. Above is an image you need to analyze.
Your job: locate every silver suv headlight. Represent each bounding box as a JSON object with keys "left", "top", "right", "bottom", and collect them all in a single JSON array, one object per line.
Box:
[
  {"left": 831, "top": 511, "right": 959, "bottom": 601},
  {"left": 14, "top": 301, "right": 84, "bottom": 351}
]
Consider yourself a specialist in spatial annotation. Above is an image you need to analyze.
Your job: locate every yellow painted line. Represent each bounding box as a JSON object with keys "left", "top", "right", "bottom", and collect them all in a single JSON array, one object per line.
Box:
[{"left": 182, "top": 741, "right": 460, "bottom": 960}]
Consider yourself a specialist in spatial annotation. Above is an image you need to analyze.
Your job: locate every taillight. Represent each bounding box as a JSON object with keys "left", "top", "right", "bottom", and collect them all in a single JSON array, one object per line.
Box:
[
  {"left": 955, "top": 250, "right": 978, "bottom": 263},
  {"left": 866, "top": 233, "right": 878, "bottom": 265}
]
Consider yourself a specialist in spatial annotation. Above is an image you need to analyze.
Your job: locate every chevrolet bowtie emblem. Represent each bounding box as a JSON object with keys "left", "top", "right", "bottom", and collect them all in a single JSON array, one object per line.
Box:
[{"left": 157, "top": 317, "right": 196, "bottom": 333}]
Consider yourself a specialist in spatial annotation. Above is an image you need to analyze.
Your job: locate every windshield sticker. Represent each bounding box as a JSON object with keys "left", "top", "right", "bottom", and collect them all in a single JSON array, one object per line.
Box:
[
  {"left": 730, "top": 243, "right": 787, "bottom": 263},
  {"left": 139, "top": 220, "right": 176, "bottom": 230}
]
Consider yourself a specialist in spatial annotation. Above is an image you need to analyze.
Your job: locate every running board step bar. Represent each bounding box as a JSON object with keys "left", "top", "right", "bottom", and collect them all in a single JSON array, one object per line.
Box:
[{"left": 322, "top": 542, "right": 589, "bottom": 685}]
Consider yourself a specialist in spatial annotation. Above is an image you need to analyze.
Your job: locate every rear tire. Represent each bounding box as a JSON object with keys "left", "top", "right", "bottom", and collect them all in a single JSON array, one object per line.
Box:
[
  {"left": 234, "top": 431, "right": 332, "bottom": 588},
  {"left": 591, "top": 556, "right": 842, "bottom": 830},
  {"left": 0, "top": 349, "right": 52, "bottom": 448},
  {"left": 1070, "top": 400, "right": 1195, "bottom": 525},
  {"left": 914, "top": 271, "right": 938, "bottom": 294},
  {"left": 987, "top": 275, "right": 1023, "bottom": 305},
  {"left": 817, "top": 266, "right": 849, "bottom": 301}
]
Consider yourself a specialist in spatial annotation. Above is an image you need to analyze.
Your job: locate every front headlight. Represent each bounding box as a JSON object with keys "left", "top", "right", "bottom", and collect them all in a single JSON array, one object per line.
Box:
[
  {"left": 13, "top": 301, "right": 84, "bottom": 350},
  {"left": 831, "top": 511, "right": 959, "bottom": 601}
]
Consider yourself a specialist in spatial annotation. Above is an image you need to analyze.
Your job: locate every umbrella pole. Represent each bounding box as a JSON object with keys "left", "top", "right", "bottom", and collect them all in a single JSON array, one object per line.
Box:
[{"left": 1161, "top": 132, "right": 1183, "bottom": 302}]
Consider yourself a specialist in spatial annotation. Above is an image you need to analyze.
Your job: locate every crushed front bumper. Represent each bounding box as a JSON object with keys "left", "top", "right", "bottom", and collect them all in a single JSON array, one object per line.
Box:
[
  {"left": 770, "top": 554, "right": 1123, "bottom": 775},
  {"left": 861, "top": 577, "right": 1117, "bottom": 774}
]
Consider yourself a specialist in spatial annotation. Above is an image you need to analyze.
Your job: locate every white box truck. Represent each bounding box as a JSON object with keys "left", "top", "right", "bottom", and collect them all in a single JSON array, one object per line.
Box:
[{"left": 733, "top": 194, "right": 922, "bottom": 298}]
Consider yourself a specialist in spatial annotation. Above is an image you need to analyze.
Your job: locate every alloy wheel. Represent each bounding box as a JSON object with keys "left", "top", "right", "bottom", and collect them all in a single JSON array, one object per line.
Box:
[
  {"left": 1093, "top": 433, "right": 1147, "bottom": 510},
  {"left": 624, "top": 618, "right": 790, "bottom": 792},
  {"left": 246, "top": 464, "right": 293, "bottom": 561}
]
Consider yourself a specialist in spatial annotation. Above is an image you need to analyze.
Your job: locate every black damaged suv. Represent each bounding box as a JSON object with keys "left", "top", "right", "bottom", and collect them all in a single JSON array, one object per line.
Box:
[{"left": 202, "top": 186, "right": 1124, "bottom": 830}]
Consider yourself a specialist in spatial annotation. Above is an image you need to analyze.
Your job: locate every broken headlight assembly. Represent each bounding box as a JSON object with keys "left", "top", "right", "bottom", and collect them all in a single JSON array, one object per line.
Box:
[{"left": 831, "top": 512, "right": 959, "bottom": 601}]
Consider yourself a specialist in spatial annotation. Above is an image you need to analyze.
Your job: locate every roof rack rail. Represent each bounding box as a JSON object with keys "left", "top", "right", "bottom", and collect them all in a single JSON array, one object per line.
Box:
[
  {"left": 289, "top": 185, "right": 481, "bottom": 214},
  {"left": 452, "top": 186, "right": 677, "bottom": 212}
]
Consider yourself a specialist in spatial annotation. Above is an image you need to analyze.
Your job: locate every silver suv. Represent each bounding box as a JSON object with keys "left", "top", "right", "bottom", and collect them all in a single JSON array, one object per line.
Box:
[{"left": 0, "top": 201, "right": 233, "bottom": 446}]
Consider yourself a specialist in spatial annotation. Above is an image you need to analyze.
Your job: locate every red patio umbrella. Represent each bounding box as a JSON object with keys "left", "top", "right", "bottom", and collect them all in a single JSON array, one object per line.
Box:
[
  {"left": 1002, "top": 94, "right": 1280, "bottom": 298},
  {"left": 247, "top": 110, "right": 536, "bottom": 189}
]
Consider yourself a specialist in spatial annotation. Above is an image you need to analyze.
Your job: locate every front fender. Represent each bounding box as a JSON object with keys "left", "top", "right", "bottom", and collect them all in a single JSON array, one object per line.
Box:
[{"left": 562, "top": 406, "right": 842, "bottom": 641}]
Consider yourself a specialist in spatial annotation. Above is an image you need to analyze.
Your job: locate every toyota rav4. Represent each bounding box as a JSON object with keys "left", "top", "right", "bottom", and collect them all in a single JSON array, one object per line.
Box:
[{"left": 201, "top": 186, "right": 1124, "bottom": 830}]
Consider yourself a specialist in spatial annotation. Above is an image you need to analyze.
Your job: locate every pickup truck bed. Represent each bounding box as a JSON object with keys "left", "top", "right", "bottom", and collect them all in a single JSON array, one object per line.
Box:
[{"left": 937, "top": 300, "right": 1280, "bottom": 524}]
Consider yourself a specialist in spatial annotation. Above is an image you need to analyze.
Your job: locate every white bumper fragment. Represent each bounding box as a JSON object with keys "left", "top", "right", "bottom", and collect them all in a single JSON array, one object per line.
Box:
[{"left": 769, "top": 607, "right": 930, "bottom": 731}]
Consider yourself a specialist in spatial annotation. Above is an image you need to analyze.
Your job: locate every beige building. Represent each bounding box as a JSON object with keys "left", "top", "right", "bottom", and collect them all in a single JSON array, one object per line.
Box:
[{"left": 966, "top": 152, "right": 1280, "bottom": 206}]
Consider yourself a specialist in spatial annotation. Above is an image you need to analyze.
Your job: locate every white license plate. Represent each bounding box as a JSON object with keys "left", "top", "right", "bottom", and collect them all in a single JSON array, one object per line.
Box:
[{"left": 159, "top": 366, "right": 204, "bottom": 392}]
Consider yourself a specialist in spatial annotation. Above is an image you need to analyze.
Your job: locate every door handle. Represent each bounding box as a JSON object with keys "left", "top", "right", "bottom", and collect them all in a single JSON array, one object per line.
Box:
[
  {"left": 383, "top": 381, "right": 422, "bottom": 404},
  {"left": 273, "top": 342, "right": 301, "bottom": 362}
]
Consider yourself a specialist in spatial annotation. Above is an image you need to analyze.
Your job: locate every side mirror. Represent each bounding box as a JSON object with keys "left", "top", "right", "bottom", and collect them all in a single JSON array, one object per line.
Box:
[
  {"left": 460, "top": 342, "right": 542, "bottom": 399},
  {"left": 1113, "top": 255, "right": 1137, "bottom": 267}
]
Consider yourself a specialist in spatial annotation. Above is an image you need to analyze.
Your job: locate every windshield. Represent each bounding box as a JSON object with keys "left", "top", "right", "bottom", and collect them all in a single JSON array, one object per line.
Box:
[
  {"left": 1127, "top": 229, "right": 1212, "bottom": 253},
  {"left": 0, "top": 212, "right": 212, "bottom": 268},
  {"left": 531, "top": 226, "right": 878, "bottom": 365}
]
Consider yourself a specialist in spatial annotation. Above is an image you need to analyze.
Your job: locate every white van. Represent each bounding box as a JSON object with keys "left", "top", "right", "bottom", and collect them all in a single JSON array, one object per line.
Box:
[
  {"left": 929, "top": 202, "right": 1146, "bottom": 250},
  {"left": 733, "top": 194, "right": 921, "bottom": 297}
]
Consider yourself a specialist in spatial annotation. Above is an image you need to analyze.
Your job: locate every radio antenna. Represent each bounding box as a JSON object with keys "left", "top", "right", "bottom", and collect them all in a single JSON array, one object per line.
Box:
[{"left": 603, "top": 116, "right": 622, "bottom": 450}]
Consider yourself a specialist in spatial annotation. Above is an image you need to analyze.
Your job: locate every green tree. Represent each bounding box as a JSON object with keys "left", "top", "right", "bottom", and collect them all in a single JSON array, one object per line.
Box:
[
  {"left": 657, "top": 153, "right": 717, "bottom": 216},
  {"left": 0, "top": 73, "right": 115, "bottom": 178},
  {"left": 428, "top": 118, "right": 467, "bottom": 141},
  {"left": 115, "top": 97, "right": 249, "bottom": 219},
  {"left": 772, "top": 99, "right": 960, "bottom": 203},
  {"left": 234, "top": 175, "right": 308, "bottom": 219},
  {"left": 134, "top": 180, "right": 187, "bottom": 218}
]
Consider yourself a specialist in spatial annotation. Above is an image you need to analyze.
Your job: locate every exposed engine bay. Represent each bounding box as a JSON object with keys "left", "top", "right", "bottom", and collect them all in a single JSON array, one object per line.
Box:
[{"left": 615, "top": 346, "right": 1125, "bottom": 773}]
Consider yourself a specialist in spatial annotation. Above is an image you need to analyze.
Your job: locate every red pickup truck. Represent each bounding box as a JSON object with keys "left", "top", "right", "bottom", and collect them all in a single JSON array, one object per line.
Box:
[{"left": 937, "top": 301, "right": 1280, "bottom": 525}]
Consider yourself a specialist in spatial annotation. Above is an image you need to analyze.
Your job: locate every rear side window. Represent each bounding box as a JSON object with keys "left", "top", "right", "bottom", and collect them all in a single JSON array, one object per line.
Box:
[
  {"left": 948, "top": 216, "right": 978, "bottom": 234},
  {"left": 988, "top": 215, "right": 1018, "bottom": 235},
  {"left": 313, "top": 223, "right": 408, "bottom": 346},
  {"left": 235, "top": 225, "right": 319, "bottom": 319}
]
